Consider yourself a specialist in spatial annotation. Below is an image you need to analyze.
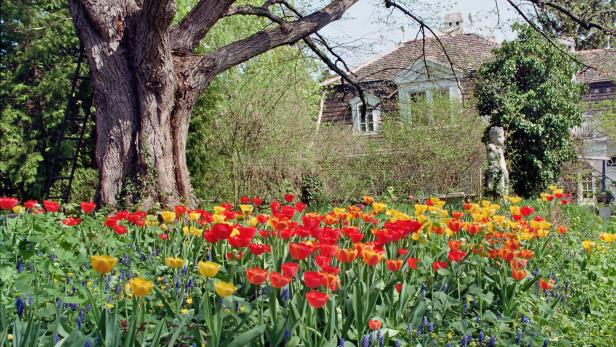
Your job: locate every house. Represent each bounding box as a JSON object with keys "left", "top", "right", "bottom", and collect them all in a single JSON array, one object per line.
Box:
[{"left": 320, "top": 14, "right": 616, "bottom": 201}]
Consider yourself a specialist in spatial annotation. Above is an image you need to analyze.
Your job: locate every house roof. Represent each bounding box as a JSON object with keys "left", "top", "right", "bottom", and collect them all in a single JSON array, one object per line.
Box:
[
  {"left": 323, "top": 33, "right": 498, "bottom": 84},
  {"left": 322, "top": 33, "right": 616, "bottom": 86},
  {"left": 576, "top": 49, "right": 616, "bottom": 84}
]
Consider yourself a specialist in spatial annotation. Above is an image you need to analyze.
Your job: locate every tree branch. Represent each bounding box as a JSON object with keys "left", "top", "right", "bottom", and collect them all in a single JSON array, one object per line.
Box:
[
  {"left": 169, "top": 0, "right": 236, "bottom": 53},
  {"left": 197, "top": 0, "right": 358, "bottom": 79},
  {"left": 505, "top": 0, "right": 593, "bottom": 69},
  {"left": 524, "top": 0, "right": 615, "bottom": 34}
]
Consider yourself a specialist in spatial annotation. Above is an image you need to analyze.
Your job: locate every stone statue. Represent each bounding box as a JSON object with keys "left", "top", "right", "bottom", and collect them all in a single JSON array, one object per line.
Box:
[{"left": 485, "top": 126, "right": 509, "bottom": 198}]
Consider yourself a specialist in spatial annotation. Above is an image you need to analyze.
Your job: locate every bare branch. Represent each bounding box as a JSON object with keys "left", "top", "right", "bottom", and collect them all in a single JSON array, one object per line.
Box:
[
  {"left": 524, "top": 0, "right": 615, "bottom": 35},
  {"left": 169, "top": 0, "right": 236, "bottom": 53},
  {"left": 197, "top": 0, "right": 359, "bottom": 79},
  {"left": 505, "top": 0, "right": 593, "bottom": 69}
]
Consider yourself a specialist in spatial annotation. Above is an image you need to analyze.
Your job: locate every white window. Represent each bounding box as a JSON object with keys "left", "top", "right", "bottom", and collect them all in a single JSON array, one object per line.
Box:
[
  {"left": 607, "top": 156, "right": 616, "bottom": 168},
  {"left": 350, "top": 95, "right": 381, "bottom": 135},
  {"left": 400, "top": 87, "right": 453, "bottom": 125},
  {"left": 582, "top": 176, "right": 595, "bottom": 199}
]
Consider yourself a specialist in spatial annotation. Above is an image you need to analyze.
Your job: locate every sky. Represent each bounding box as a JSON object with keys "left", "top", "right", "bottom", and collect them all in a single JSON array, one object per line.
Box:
[{"left": 318, "top": 0, "right": 525, "bottom": 67}]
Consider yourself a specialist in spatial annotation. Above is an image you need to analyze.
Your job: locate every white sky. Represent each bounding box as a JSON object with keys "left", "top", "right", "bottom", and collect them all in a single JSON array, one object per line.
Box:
[{"left": 319, "top": 0, "right": 525, "bottom": 67}]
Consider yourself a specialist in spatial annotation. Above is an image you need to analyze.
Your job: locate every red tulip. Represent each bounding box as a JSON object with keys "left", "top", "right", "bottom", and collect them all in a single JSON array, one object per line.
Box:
[
  {"left": 305, "top": 290, "right": 329, "bottom": 309},
  {"left": 361, "top": 249, "right": 384, "bottom": 266},
  {"left": 0, "top": 197, "right": 19, "bottom": 210},
  {"left": 394, "top": 282, "right": 403, "bottom": 293},
  {"left": 511, "top": 269, "right": 527, "bottom": 281},
  {"left": 368, "top": 319, "right": 383, "bottom": 330},
  {"left": 284, "top": 194, "right": 295, "bottom": 203},
  {"left": 80, "top": 202, "right": 96, "bottom": 214},
  {"left": 447, "top": 250, "right": 467, "bottom": 263},
  {"left": 159, "top": 233, "right": 169, "bottom": 240},
  {"left": 432, "top": 261, "right": 448, "bottom": 271},
  {"left": 269, "top": 272, "right": 292, "bottom": 288},
  {"left": 248, "top": 243, "right": 270, "bottom": 256},
  {"left": 113, "top": 225, "right": 127, "bottom": 235},
  {"left": 246, "top": 267, "right": 268, "bottom": 285},
  {"left": 239, "top": 196, "right": 251, "bottom": 204},
  {"left": 539, "top": 278, "right": 554, "bottom": 290},
  {"left": 24, "top": 200, "right": 38, "bottom": 209},
  {"left": 104, "top": 217, "right": 118, "bottom": 227},
  {"left": 43, "top": 200, "right": 60, "bottom": 213},
  {"left": 303, "top": 271, "right": 324, "bottom": 288},
  {"left": 406, "top": 257, "right": 420, "bottom": 270},
  {"left": 253, "top": 197, "right": 263, "bottom": 206},
  {"left": 520, "top": 206, "right": 534, "bottom": 216},
  {"left": 175, "top": 205, "right": 187, "bottom": 216},
  {"left": 385, "top": 259, "right": 403, "bottom": 272},
  {"left": 295, "top": 202, "right": 306, "bottom": 212},
  {"left": 289, "top": 242, "right": 313, "bottom": 260},
  {"left": 62, "top": 217, "right": 81, "bottom": 226},
  {"left": 212, "top": 223, "right": 232, "bottom": 241},
  {"left": 318, "top": 244, "right": 338, "bottom": 258},
  {"left": 281, "top": 262, "right": 300, "bottom": 277}
]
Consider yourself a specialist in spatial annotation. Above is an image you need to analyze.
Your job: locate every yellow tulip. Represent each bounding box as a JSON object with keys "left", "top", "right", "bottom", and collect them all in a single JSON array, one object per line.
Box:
[
  {"left": 239, "top": 204, "right": 254, "bottom": 215},
  {"left": 165, "top": 257, "right": 186, "bottom": 269},
  {"left": 247, "top": 217, "right": 259, "bottom": 227},
  {"left": 582, "top": 240, "right": 595, "bottom": 253},
  {"left": 414, "top": 204, "right": 428, "bottom": 216},
  {"left": 213, "top": 206, "right": 226, "bottom": 215},
  {"left": 510, "top": 206, "right": 521, "bottom": 215},
  {"left": 214, "top": 281, "right": 237, "bottom": 298},
  {"left": 189, "top": 212, "right": 201, "bottom": 221},
  {"left": 129, "top": 277, "right": 154, "bottom": 297},
  {"left": 213, "top": 214, "right": 226, "bottom": 223},
  {"left": 599, "top": 233, "right": 616, "bottom": 243},
  {"left": 507, "top": 196, "right": 522, "bottom": 204},
  {"left": 160, "top": 211, "right": 176, "bottom": 223},
  {"left": 372, "top": 202, "right": 387, "bottom": 213},
  {"left": 91, "top": 255, "right": 117, "bottom": 274},
  {"left": 198, "top": 261, "right": 221, "bottom": 278},
  {"left": 12, "top": 205, "right": 23, "bottom": 214}
]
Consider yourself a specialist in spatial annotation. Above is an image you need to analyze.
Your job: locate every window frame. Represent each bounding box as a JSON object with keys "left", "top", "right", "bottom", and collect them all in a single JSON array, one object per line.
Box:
[{"left": 349, "top": 94, "right": 381, "bottom": 135}]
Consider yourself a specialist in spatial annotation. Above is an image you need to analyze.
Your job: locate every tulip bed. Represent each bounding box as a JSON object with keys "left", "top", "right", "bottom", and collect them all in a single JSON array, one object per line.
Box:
[{"left": 0, "top": 189, "right": 615, "bottom": 347}]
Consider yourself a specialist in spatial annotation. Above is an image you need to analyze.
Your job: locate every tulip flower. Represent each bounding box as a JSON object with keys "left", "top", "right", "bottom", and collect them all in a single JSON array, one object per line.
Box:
[
  {"left": 246, "top": 267, "right": 268, "bottom": 285},
  {"left": 582, "top": 240, "right": 595, "bottom": 253},
  {"left": 511, "top": 269, "right": 527, "bottom": 281},
  {"left": 269, "top": 272, "right": 292, "bottom": 288},
  {"left": 305, "top": 290, "right": 329, "bottom": 309},
  {"left": 0, "top": 197, "right": 19, "bottom": 210},
  {"left": 368, "top": 319, "right": 383, "bottom": 330},
  {"left": 432, "top": 261, "right": 448, "bottom": 271},
  {"left": 80, "top": 202, "right": 96, "bottom": 214},
  {"left": 91, "top": 255, "right": 117, "bottom": 274},
  {"left": 539, "top": 278, "right": 555, "bottom": 291},
  {"left": 303, "top": 271, "right": 325, "bottom": 288},
  {"left": 43, "top": 200, "right": 60, "bottom": 213},
  {"left": 198, "top": 261, "right": 221, "bottom": 278},
  {"left": 385, "top": 259, "right": 403, "bottom": 272},
  {"left": 281, "top": 262, "right": 300, "bottom": 277},
  {"left": 214, "top": 281, "right": 237, "bottom": 297},
  {"left": 289, "top": 242, "right": 313, "bottom": 260},
  {"left": 165, "top": 257, "right": 185, "bottom": 269},
  {"left": 160, "top": 211, "right": 176, "bottom": 223},
  {"left": 361, "top": 249, "right": 384, "bottom": 266},
  {"left": 406, "top": 257, "right": 420, "bottom": 270},
  {"left": 113, "top": 225, "right": 127, "bottom": 235},
  {"left": 129, "top": 278, "right": 154, "bottom": 297},
  {"left": 62, "top": 217, "right": 82, "bottom": 226}
]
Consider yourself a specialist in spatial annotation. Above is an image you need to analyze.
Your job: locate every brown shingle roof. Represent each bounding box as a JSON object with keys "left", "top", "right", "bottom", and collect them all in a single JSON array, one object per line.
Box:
[
  {"left": 324, "top": 33, "right": 498, "bottom": 84},
  {"left": 576, "top": 49, "right": 616, "bottom": 84}
]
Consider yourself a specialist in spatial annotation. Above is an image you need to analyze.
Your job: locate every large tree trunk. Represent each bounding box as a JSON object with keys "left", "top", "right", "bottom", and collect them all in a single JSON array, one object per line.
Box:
[
  {"left": 68, "top": 0, "right": 358, "bottom": 208},
  {"left": 69, "top": 0, "right": 199, "bottom": 208}
]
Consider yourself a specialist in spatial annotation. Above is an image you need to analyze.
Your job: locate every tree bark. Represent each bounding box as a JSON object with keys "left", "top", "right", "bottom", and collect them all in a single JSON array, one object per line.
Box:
[{"left": 68, "top": 0, "right": 358, "bottom": 208}]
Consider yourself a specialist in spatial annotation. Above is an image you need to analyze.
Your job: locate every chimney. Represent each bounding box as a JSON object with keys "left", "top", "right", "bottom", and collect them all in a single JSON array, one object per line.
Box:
[{"left": 440, "top": 12, "right": 464, "bottom": 36}]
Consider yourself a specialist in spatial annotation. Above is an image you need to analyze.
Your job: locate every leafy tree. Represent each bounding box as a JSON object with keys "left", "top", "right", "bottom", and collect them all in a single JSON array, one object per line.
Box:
[
  {"left": 475, "top": 24, "right": 584, "bottom": 198},
  {"left": 0, "top": 0, "right": 97, "bottom": 199},
  {"left": 535, "top": 0, "right": 615, "bottom": 50}
]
